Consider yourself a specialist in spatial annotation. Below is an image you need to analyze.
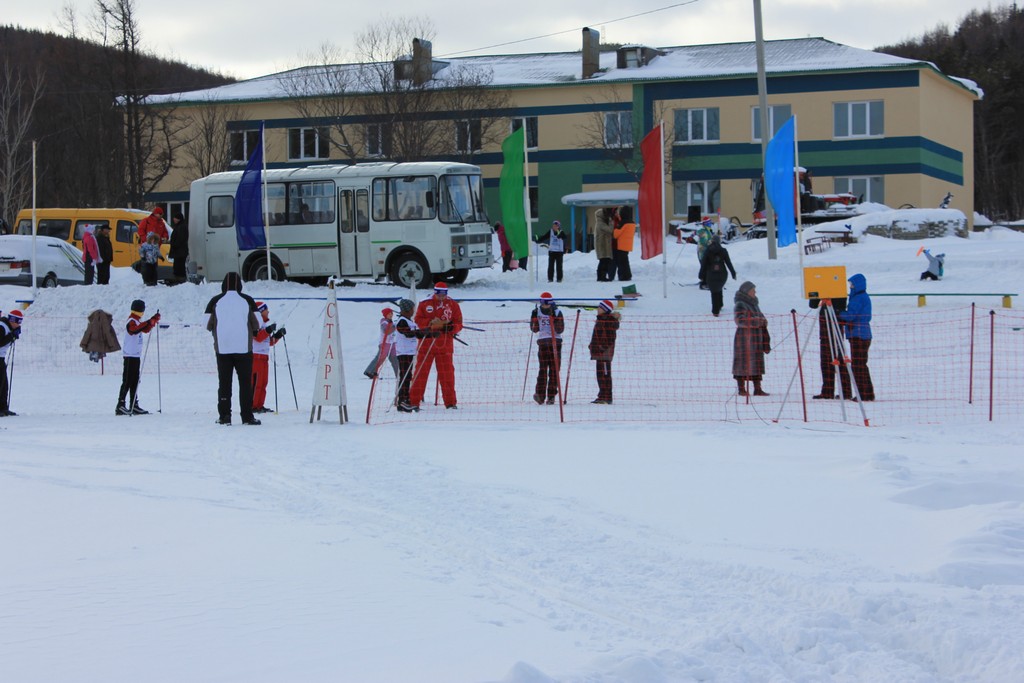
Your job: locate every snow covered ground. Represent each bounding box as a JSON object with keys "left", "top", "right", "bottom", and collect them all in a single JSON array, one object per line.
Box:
[{"left": 2, "top": 227, "right": 1023, "bottom": 682}]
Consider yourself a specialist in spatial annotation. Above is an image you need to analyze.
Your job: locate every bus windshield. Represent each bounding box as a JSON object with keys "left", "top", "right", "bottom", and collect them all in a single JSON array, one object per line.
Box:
[{"left": 438, "top": 174, "right": 487, "bottom": 224}]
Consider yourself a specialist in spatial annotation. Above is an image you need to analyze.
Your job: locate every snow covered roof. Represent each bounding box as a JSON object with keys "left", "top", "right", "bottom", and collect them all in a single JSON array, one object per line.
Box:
[{"left": 148, "top": 37, "right": 980, "bottom": 105}]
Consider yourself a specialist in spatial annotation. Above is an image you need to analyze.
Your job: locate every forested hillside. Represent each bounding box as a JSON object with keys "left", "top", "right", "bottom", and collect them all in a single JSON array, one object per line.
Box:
[
  {"left": 879, "top": 4, "right": 1023, "bottom": 220},
  {"left": 0, "top": 24, "right": 233, "bottom": 222}
]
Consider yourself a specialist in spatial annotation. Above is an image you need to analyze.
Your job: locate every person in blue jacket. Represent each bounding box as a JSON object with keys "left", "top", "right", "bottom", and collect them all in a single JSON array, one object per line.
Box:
[{"left": 838, "top": 273, "right": 875, "bottom": 401}]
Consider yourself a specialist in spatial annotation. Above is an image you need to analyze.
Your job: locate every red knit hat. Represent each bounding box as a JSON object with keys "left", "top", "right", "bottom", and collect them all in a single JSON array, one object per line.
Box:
[
  {"left": 433, "top": 282, "right": 448, "bottom": 294},
  {"left": 152, "top": 206, "right": 164, "bottom": 215},
  {"left": 599, "top": 300, "right": 614, "bottom": 312},
  {"left": 7, "top": 309, "right": 24, "bottom": 324},
  {"left": 381, "top": 307, "right": 393, "bottom": 316}
]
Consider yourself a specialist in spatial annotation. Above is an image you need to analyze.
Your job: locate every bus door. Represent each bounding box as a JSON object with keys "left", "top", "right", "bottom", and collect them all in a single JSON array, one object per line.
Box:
[
  {"left": 338, "top": 188, "right": 372, "bottom": 276},
  {"left": 203, "top": 194, "right": 241, "bottom": 280}
]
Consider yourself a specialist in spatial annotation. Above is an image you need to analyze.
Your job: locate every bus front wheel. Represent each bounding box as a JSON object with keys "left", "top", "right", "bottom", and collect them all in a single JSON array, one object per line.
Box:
[
  {"left": 442, "top": 268, "right": 469, "bottom": 285},
  {"left": 389, "top": 253, "right": 430, "bottom": 289}
]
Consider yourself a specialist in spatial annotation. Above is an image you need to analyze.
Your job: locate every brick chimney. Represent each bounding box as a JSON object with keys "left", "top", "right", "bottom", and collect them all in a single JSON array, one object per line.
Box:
[{"left": 582, "top": 27, "right": 600, "bottom": 80}]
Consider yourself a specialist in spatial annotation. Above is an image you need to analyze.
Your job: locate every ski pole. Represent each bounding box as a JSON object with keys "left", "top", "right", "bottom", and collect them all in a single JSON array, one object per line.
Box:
[
  {"left": 156, "top": 322, "right": 163, "bottom": 413},
  {"left": 282, "top": 335, "right": 298, "bottom": 410},
  {"left": 461, "top": 325, "right": 486, "bottom": 332},
  {"left": 273, "top": 342, "right": 279, "bottom": 413},
  {"left": 6, "top": 341, "right": 15, "bottom": 409}
]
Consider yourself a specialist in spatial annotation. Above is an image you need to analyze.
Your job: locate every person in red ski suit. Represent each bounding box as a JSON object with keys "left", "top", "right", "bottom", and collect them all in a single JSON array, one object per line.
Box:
[
  {"left": 137, "top": 206, "right": 169, "bottom": 251},
  {"left": 251, "top": 301, "right": 284, "bottom": 413},
  {"left": 408, "top": 282, "right": 463, "bottom": 409}
]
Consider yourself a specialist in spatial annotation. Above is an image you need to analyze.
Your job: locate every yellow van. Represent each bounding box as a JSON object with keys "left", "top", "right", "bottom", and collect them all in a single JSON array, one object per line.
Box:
[{"left": 14, "top": 208, "right": 172, "bottom": 274}]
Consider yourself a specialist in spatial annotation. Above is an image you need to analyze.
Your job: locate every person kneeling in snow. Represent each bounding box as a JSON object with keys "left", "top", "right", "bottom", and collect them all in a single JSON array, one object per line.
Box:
[{"left": 920, "top": 249, "right": 945, "bottom": 281}]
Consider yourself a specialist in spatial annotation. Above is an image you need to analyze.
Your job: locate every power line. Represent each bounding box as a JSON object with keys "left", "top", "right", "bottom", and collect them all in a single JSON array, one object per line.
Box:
[{"left": 437, "top": 1, "right": 702, "bottom": 58}]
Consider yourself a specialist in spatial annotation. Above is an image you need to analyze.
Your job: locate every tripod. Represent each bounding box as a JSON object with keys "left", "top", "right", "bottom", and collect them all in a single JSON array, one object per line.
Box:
[{"left": 820, "top": 300, "right": 869, "bottom": 426}]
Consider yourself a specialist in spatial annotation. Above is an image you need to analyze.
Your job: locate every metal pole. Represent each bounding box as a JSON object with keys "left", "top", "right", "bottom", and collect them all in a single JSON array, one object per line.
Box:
[
  {"left": 31, "top": 141, "right": 38, "bottom": 299},
  {"left": 156, "top": 322, "right": 163, "bottom": 413},
  {"left": 753, "top": 0, "right": 778, "bottom": 260},
  {"left": 283, "top": 335, "right": 299, "bottom": 410},
  {"left": 6, "top": 342, "right": 15, "bottom": 409}
]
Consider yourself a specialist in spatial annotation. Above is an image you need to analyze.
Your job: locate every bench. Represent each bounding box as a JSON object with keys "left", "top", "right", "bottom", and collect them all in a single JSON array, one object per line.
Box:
[
  {"left": 873, "top": 293, "right": 1018, "bottom": 308},
  {"left": 804, "top": 235, "right": 831, "bottom": 255},
  {"left": 816, "top": 229, "right": 857, "bottom": 246}
]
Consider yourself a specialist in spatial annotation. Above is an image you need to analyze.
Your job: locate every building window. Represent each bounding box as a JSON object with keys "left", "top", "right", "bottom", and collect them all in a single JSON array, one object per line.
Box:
[
  {"left": 674, "top": 108, "right": 720, "bottom": 144},
  {"left": 288, "top": 127, "right": 331, "bottom": 161},
  {"left": 673, "top": 180, "right": 721, "bottom": 215},
  {"left": 511, "top": 117, "right": 539, "bottom": 150},
  {"left": 604, "top": 111, "right": 632, "bottom": 148},
  {"left": 751, "top": 104, "right": 792, "bottom": 142},
  {"left": 229, "top": 129, "right": 260, "bottom": 164},
  {"left": 455, "top": 119, "right": 482, "bottom": 153},
  {"left": 834, "top": 176, "right": 884, "bottom": 204},
  {"left": 366, "top": 124, "right": 391, "bottom": 158},
  {"left": 834, "top": 101, "right": 884, "bottom": 138}
]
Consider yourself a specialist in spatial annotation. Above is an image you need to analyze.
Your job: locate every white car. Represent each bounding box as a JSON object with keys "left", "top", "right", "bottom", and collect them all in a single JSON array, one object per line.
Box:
[{"left": 0, "top": 235, "right": 86, "bottom": 287}]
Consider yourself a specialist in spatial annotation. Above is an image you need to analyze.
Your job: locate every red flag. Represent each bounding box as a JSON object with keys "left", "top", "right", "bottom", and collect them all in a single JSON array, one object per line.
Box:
[{"left": 638, "top": 124, "right": 664, "bottom": 260}]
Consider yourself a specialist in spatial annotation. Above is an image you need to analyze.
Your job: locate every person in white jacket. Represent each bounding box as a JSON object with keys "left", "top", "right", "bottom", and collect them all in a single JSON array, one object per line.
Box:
[{"left": 204, "top": 271, "right": 261, "bottom": 425}]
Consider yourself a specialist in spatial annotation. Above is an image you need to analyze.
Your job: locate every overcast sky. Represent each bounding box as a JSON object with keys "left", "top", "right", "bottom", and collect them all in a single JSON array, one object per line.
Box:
[{"left": 7, "top": 0, "right": 1001, "bottom": 81}]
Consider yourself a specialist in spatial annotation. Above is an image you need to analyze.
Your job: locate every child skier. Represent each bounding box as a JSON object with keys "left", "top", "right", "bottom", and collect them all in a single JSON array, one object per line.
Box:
[
  {"left": 139, "top": 232, "right": 163, "bottom": 286},
  {"left": 920, "top": 249, "right": 945, "bottom": 281},
  {"left": 116, "top": 299, "right": 160, "bottom": 415},
  {"left": 589, "top": 300, "right": 620, "bottom": 404}
]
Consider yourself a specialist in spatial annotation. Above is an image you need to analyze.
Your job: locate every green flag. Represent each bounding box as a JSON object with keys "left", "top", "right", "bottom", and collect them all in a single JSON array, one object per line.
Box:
[{"left": 499, "top": 127, "right": 529, "bottom": 259}]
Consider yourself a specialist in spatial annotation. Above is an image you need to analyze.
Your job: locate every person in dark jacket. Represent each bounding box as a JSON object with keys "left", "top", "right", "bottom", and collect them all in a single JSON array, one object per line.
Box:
[
  {"left": 0, "top": 310, "right": 24, "bottom": 416},
  {"left": 529, "top": 292, "right": 565, "bottom": 404},
  {"left": 809, "top": 296, "right": 851, "bottom": 399},
  {"left": 94, "top": 224, "right": 114, "bottom": 284},
  {"left": 589, "top": 299, "right": 620, "bottom": 404},
  {"left": 698, "top": 235, "right": 736, "bottom": 316},
  {"left": 732, "top": 281, "right": 770, "bottom": 397},
  {"left": 838, "top": 273, "right": 875, "bottom": 401},
  {"left": 535, "top": 220, "right": 566, "bottom": 283},
  {"left": 204, "top": 272, "right": 261, "bottom": 424},
  {"left": 168, "top": 212, "right": 189, "bottom": 281}
]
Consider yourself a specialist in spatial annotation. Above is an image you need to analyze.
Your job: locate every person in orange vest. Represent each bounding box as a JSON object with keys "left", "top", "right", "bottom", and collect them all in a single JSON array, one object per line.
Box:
[
  {"left": 612, "top": 205, "right": 635, "bottom": 281},
  {"left": 408, "top": 282, "right": 464, "bottom": 410}
]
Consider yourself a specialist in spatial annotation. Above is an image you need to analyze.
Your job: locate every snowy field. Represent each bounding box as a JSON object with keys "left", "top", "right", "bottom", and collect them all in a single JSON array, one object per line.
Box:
[{"left": 2, "top": 224, "right": 1024, "bottom": 682}]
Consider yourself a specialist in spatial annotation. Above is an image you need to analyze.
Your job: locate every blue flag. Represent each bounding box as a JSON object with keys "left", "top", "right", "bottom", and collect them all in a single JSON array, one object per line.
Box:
[
  {"left": 235, "top": 122, "right": 266, "bottom": 251},
  {"left": 765, "top": 116, "right": 796, "bottom": 248}
]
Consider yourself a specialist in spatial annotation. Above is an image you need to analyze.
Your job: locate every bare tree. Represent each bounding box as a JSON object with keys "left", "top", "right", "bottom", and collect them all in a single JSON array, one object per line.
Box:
[
  {"left": 279, "top": 42, "right": 360, "bottom": 162},
  {"left": 0, "top": 62, "right": 45, "bottom": 223},
  {"left": 93, "top": 0, "right": 185, "bottom": 206},
  {"left": 350, "top": 16, "right": 509, "bottom": 163},
  {"left": 576, "top": 93, "right": 676, "bottom": 182},
  {"left": 177, "top": 99, "right": 244, "bottom": 180}
]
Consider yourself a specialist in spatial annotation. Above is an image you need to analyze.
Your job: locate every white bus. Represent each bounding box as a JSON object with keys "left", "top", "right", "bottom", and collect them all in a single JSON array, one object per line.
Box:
[{"left": 188, "top": 161, "right": 494, "bottom": 287}]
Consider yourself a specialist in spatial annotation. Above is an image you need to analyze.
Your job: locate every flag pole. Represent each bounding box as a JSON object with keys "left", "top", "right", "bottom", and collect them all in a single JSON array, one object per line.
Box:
[
  {"left": 260, "top": 122, "right": 271, "bottom": 280},
  {"left": 659, "top": 120, "right": 667, "bottom": 299},
  {"left": 794, "top": 115, "right": 804, "bottom": 278},
  {"left": 30, "top": 141, "right": 37, "bottom": 301},
  {"left": 522, "top": 125, "right": 535, "bottom": 291}
]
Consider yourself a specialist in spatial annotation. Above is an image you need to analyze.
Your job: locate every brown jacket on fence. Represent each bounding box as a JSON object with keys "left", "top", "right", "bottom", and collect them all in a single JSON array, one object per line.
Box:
[{"left": 80, "top": 309, "right": 122, "bottom": 355}]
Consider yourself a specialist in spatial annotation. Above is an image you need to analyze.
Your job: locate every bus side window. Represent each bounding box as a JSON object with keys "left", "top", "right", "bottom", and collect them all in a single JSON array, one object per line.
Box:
[
  {"left": 339, "top": 190, "right": 353, "bottom": 233},
  {"left": 356, "top": 190, "right": 369, "bottom": 232}
]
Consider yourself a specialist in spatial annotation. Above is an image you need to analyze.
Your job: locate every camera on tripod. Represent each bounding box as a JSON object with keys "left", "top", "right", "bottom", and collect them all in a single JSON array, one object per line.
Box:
[{"left": 803, "top": 265, "right": 847, "bottom": 300}]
